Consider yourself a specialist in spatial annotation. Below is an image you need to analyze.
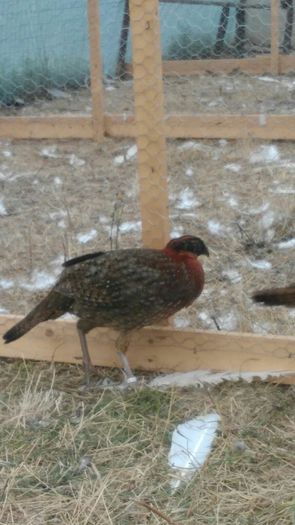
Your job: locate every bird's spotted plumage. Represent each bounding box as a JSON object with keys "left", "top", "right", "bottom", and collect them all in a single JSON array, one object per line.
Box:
[{"left": 3, "top": 235, "right": 209, "bottom": 383}]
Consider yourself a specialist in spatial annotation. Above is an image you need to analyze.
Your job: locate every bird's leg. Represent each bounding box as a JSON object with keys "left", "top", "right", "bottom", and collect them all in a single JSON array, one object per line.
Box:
[
  {"left": 77, "top": 319, "right": 97, "bottom": 385},
  {"left": 116, "top": 331, "right": 137, "bottom": 385}
]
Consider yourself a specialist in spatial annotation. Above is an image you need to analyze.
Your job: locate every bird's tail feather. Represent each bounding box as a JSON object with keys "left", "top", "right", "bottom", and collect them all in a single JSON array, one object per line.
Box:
[
  {"left": 252, "top": 286, "right": 295, "bottom": 307},
  {"left": 3, "top": 291, "right": 70, "bottom": 343}
]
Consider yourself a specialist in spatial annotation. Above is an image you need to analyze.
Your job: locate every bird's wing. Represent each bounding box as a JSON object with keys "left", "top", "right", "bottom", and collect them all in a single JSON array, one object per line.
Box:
[{"left": 54, "top": 249, "right": 189, "bottom": 309}]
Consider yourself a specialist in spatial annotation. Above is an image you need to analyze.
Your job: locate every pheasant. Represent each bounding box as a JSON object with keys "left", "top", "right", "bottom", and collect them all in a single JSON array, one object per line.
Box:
[{"left": 3, "top": 235, "right": 209, "bottom": 384}]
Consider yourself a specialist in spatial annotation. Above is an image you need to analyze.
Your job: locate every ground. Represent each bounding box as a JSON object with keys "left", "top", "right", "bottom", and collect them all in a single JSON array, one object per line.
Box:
[
  {"left": 0, "top": 360, "right": 295, "bottom": 525},
  {"left": 0, "top": 73, "right": 295, "bottom": 524}
]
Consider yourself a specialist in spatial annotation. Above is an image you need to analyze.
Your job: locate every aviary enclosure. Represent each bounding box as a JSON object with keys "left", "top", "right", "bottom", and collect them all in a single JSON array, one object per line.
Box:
[{"left": 0, "top": 0, "right": 295, "bottom": 523}]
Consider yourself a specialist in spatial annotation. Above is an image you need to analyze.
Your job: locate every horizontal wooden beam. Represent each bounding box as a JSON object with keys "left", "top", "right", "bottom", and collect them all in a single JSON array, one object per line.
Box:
[
  {"left": 1, "top": 315, "right": 295, "bottom": 383},
  {"left": 0, "top": 116, "right": 94, "bottom": 139},
  {"left": 2, "top": 113, "right": 295, "bottom": 141},
  {"left": 107, "top": 113, "right": 295, "bottom": 140},
  {"left": 164, "top": 114, "right": 295, "bottom": 140},
  {"left": 127, "top": 54, "right": 295, "bottom": 76},
  {"left": 161, "top": 55, "right": 272, "bottom": 76}
]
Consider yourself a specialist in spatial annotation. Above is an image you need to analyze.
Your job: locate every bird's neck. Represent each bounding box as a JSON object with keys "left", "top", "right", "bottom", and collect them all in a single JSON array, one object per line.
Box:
[{"left": 163, "top": 247, "right": 205, "bottom": 296}]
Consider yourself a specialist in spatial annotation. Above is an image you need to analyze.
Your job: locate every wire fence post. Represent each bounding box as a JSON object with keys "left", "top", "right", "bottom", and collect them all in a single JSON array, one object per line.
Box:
[
  {"left": 87, "top": 0, "right": 104, "bottom": 142},
  {"left": 271, "top": 0, "right": 280, "bottom": 75},
  {"left": 129, "top": 0, "right": 170, "bottom": 248}
]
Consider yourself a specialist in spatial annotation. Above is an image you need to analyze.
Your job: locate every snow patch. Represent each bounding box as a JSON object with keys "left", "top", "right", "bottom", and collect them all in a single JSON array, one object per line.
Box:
[
  {"left": 174, "top": 314, "right": 190, "bottom": 328},
  {"left": 216, "top": 312, "right": 237, "bottom": 331},
  {"left": 171, "top": 225, "right": 184, "bottom": 238},
  {"left": 219, "top": 139, "right": 227, "bottom": 147},
  {"left": 178, "top": 140, "right": 198, "bottom": 151},
  {"left": 20, "top": 271, "right": 56, "bottom": 291},
  {"left": 207, "top": 220, "right": 223, "bottom": 235},
  {"left": 98, "top": 215, "right": 109, "bottom": 224},
  {"left": 257, "top": 76, "right": 280, "bottom": 83},
  {"left": 227, "top": 196, "right": 239, "bottom": 207},
  {"left": 248, "top": 202, "right": 269, "bottom": 214},
  {"left": 54, "top": 176, "right": 62, "bottom": 186},
  {"left": 77, "top": 229, "right": 97, "bottom": 244},
  {"left": 278, "top": 238, "right": 295, "bottom": 249},
  {"left": 224, "top": 163, "right": 241, "bottom": 173},
  {"left": 260, "top": 210, "right": 275, "bottom": 229},
  {"left": 250, "top": 145, "right": 280, "bottom": 164},
  {"left": 177, "top": 188, "right": 200, "bottom": 209},
  {"left": 248, "top": 259, "right": 272, "bottom": 270},
  {"left": 186, "top": 167, "right": 194, "bottom": 177},
  {"left": 270, "top": 186, "right": 295, "bottom": 195},
  {"left": 126, "top": 144, "right": 137, "bottom": 160},
  {"left": 0, "top": 197, "right": 7, "bottom": 216},
  {"left": 49, "top": 210, "right": 67, "bottom": 220},
  {"left": 0, "top": 279, "right": 14, "bottom": 289},
  {"left": 222, "top": 269, "right": 241, "bottom": 284},
  {"left": 120, "top": 221, "right": 141, "bottom": 233},
  {"left": 113, "top": 155, "right": 125, "bottom": 165},
  {"left": 2, "top": 150, "right": 12, "bottom": 158},
  {"left": 68, "top": 154, "right": 85, "bottom": 167},
  {"left": 40, "top": 146, "right": 58, "bottom": 158}
]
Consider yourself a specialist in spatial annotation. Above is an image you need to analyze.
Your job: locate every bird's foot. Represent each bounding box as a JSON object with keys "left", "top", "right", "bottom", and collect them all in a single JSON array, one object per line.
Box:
[{"left": 119, "top": 371, "right": 138, "bottom": 390}]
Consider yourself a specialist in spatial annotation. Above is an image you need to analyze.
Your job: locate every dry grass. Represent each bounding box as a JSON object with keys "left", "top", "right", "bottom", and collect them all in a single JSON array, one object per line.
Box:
[{"left": 1, "top": 359, "right": 295, "bottom": 525}]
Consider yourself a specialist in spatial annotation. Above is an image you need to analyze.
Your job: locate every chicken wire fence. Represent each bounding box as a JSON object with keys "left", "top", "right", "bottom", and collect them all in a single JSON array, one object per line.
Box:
[{"left": 1, "top": 0, "right": 295, "bottom": 116}]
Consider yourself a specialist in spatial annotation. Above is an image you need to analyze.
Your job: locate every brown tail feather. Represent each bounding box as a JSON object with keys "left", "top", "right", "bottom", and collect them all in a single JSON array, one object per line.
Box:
[
  {"left": 252, "top": 285, "right": 295, "bottom": 307},
  {"left": 3, "top": 291, "right": 73, "bottom": 343}
]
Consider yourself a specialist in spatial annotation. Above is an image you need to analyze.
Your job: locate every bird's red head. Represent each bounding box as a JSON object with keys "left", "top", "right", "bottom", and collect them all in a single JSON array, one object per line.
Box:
[{"left": 165, "top": 235, "right": 209, "bottom": 258}]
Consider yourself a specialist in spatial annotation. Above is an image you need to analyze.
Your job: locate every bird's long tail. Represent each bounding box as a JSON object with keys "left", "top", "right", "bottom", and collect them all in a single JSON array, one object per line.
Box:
[
  {"left": 252, "top": 285, "right": 295, "bottom": 307},
  {"left": 3, "top": 290, "right": 71, "bottom": 343}
]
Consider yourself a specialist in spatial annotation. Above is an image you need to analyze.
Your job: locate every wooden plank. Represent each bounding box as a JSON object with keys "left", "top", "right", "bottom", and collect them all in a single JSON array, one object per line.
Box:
[
  {"left": 3, "top": 113, "right": 295, "bottom": 141},
  {"left": 105, "top": 113, "right": 295, "bottom": 140},
  {"left": 271, "top": 0, "right": 280, "bottom": 75},
  {"left": 129, "top": 0, "right": 170, "bottom": 249},
  {"left": 104, "top": 113, "right": 136, "bottom": 137},
  {"left": 164, "top": 114, "right": 295, "bottom": 140},
  {"left": 87, "top": 0, "right": 104, "bottom": 141},
  {"left": 127, "top": 54, "right": 295, "bottom": 76},
  {"left": 280, "top": 53, "right": 295, "bottom": 73},
  {"left": 0, "top": 116, "right": 94, "bottom": 139},
  {"left": 127, "top": 55, "right": 272, "bottom": 76},
  {"left": 1, "top": 315, "right": 295, "bottom": 384}
]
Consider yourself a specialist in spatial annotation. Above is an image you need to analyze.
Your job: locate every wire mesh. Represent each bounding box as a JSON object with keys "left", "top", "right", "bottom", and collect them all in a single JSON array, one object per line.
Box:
[{"left": 0, "top": 0, "right": 92, "bottom": 114}]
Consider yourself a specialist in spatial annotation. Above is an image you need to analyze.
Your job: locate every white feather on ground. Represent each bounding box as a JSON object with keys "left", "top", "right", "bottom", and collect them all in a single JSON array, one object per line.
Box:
[
  {"left": 168, "top": 413, "right": 220, "bottom": 492},
  {"left": 150, "top": 369, "right": 295, "bottom": 388}
]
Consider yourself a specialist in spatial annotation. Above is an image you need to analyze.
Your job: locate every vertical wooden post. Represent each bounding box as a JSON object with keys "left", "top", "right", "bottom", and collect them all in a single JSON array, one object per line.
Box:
[
  {"left": 87, "top": 0, "right": 104, "bottom": 142},
  {"left": 271, "top": 0, "right": 280, "bottom": 75},
  {"left": 129, "top": 0, "right": 170, "bottom": 249}
]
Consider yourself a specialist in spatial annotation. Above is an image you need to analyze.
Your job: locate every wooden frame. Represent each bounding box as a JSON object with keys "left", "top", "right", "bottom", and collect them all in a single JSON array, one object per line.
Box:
[
  {"left": 1, "top": 316, "right": 295, "bottom": 384},
  {"left": 1, "top": 0, "right": 294, "bottom": 380},
  {"left": 0, "top": 0, "right": 294, "bottom": 143},
  {"left": 3, "top": 113, "right": 295, "bottom": 141}
]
